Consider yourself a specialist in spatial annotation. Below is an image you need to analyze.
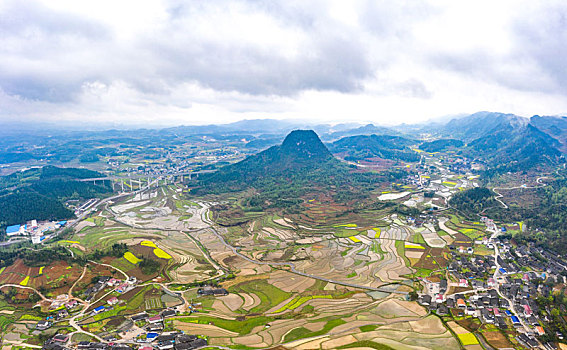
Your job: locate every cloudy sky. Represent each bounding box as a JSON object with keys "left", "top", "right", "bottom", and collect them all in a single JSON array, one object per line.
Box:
[{"left": 1, "top": 0, "right": 566, "bottom": 127}]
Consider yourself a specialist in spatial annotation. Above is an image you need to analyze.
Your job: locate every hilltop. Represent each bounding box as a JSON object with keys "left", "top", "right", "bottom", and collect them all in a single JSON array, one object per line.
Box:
[
  {"left": 195, "top": 130, "right": 406, "bottom": 222},
  {"left": 198, "top": 130, "right": 339, "bottom": 191}
]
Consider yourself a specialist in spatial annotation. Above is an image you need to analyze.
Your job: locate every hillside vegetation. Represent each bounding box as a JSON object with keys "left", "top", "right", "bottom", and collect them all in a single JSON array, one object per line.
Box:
[{"left": 0, "top": 166, "right": 111, "bottom": 231}]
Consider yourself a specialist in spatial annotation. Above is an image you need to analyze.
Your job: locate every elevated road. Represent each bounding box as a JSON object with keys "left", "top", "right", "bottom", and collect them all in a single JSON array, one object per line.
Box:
[{"left": 76, "top": 170, "right": 216, "bottom": 182}]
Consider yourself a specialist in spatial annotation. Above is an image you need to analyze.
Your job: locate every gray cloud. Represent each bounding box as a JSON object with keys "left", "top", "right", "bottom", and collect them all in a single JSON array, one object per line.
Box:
[
  {"left": 512, "top": 4, "right": 567, "bottom": 93},
  {"left": 0, "top": 0, "right": 566, "bottom": 125}
]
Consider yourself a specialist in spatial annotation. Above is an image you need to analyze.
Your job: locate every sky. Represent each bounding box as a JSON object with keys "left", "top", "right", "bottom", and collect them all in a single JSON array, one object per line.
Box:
[{"left": 1, "top": 0, "right": 566, "bottom": 127}]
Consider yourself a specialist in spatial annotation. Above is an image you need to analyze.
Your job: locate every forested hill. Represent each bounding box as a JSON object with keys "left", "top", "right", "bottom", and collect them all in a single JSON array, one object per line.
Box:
[
  {"left": 329, "top": 134, "right": 419, "bottom": 162},
  {"left": 198, "top": 130, "right": 338, "bottom": 191},
  {"left": 194, "top": 130, "right": 402, "bottom": 211},
  {"left": 419, "top": 139, "right": 463, "bottom": 153},
  {"left": 0, "top": 166, "right": 112, "bottom": 232}
]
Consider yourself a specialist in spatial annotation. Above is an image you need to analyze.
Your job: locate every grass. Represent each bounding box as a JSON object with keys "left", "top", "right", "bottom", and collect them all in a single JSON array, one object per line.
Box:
[
  {"left": 474, "top": 245, "right": 494, "bottom": 256},
  {"left": 413, "top": 232, "right": 426, "bottom": 244},
  {"left": 71, "top": 333, "right": 96, "bottom": 342},
  {"left": 333, "top": 228, "right": 363, "bottom": 238},
  {"left": 283, "top": 318, "right": 346, "bottom": 343},
  {"left": 338, "top": 340, "right": 394, "bottom": 350},
  {"left": 347, "top": 272, "right": 357, "bottom": 278},
  {"left": 229, "top": 279, "right": 291, "bottom": 314},
  {"left": 395, "top": 240, "right": 411, "bottom": 267},
  {"left": 178, "top": 315, "right": 273, "bottom": 335},
  {"left": 274, "top": 295, "right": 333, "bottom": 313},
  {"left": 73, "top": 227, "right": 135, "bottom": 250},
  {"left": 0, "top": 315, "right": 13, "bottom": 331},
  {"left": 460, "top": 228, "right": 484, "bottom": 240},
  {"left": 111, "top": 257, "right": 136, "bottom": 272},
  {"left": 19, "top": 314, "right": 42, "bottom": 321},
  {"left": 457, "top": 333, "right": 479, "bottom": 346},
  {"left": 413, "top": 268, "right": 433, "bottom": 278},
  {"left": 125, "top": 287, "right": 149, "bottom": 310},
  {"left": 93, "top": 305, "right": 126, "bottom": 321},
  {"left": 359, "top": 325, "right": 378, "bottom": 332}
]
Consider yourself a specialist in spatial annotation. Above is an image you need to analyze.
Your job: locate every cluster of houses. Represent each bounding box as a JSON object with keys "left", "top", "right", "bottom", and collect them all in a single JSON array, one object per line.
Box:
[
  {"left": 5, "top": 219, "right": 67, "bottom": 244},
  {"left": 85, "top": 276, "right": 137, "bottom": 302},
  {"left": 419, "top": 239, "right": 567, "bottom": 349},
  {"left": 196, "top": 286, "right": 228, "bottom": 296},
  {"left": 131, "top": 309, "right": 178, "bottom": 336},
  {"left": 42, "top": 334, "right": 71, "bottom": 350},
  {"left": 137, "top": 333, "right": 207, "bottom": 350},
  {"left": 37, "top": 297, "right": 83, "bottom": 331}
]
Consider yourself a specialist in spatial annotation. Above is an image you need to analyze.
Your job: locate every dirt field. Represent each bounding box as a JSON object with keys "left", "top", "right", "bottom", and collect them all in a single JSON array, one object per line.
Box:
[{"left": 482, "top": 331, "right": 513, "bottom": 348}]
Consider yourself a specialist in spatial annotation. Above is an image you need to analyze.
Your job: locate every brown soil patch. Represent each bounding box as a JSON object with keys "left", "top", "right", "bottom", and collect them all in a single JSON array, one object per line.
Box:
[
  {"left": 482, "top": 331, "right": 513, "bottom": 349},
  {"left": 456, "top": 318, "right": 481, "bottom": 332}
]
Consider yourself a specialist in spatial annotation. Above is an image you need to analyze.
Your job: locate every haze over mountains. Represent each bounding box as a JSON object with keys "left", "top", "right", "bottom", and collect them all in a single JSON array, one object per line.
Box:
[{"left": 0, "top": 111, "right": 566, "bottom": 174}]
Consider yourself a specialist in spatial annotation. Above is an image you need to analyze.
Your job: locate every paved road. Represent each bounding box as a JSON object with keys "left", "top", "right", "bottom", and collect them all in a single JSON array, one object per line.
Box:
[{"left": 77, "top": 170, "right": 216, "bottom": 182}]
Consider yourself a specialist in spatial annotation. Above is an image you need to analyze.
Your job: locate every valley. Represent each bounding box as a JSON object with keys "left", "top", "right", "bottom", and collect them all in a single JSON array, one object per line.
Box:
[{"left": 1, "top": 114, "right": 567, "bottom": 350}]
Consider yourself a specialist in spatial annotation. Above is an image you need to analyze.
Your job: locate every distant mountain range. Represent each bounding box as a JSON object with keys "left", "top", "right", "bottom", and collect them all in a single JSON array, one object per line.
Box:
[
  {"left": 1, "top": 111, "right": 566, "bottom": 173},
  {"left": 424, "top": 112, "right": 565, "bottom": 171}
]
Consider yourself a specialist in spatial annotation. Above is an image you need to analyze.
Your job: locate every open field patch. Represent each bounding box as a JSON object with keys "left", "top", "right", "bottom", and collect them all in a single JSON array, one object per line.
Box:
[{"left": 124, "top": 251, "right": 142, "bottom": 264}]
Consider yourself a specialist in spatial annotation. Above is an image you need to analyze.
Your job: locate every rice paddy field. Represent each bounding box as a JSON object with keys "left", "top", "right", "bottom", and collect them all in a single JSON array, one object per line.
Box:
[{"left": 0, "top": 176, "right": 471, "bottom": 349}]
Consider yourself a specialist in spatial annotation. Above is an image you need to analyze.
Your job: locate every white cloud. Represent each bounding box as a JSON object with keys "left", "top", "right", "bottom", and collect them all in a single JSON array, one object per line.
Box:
[{"left": 0, "top": 0, "right": 566, "bottom": 126}]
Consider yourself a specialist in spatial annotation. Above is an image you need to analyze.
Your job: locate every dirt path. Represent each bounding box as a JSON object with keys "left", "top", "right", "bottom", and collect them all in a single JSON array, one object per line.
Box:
[
  {"left": 68, "top": 265, "right": 88, "bottom": 298},
  {"left": 0, "top": 284, "right": 49, "bottom": 301}
]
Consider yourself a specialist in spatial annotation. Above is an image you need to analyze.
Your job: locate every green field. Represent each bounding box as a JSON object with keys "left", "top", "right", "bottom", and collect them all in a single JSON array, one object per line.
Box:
[
  {"left": 283, "top": 318, "right": 346, "bottom": 343},
  {"left": 145, "top": 298, "right": 162, "bottom": 309},
  {"left": 274, "top": 295, "right": 333, "bottom": 313},
  {"left": 229, "top": 279, "right": 291, "bottom": 314},
  {"left": 178, "top": 315, "right": 273, "bottom": 335}
]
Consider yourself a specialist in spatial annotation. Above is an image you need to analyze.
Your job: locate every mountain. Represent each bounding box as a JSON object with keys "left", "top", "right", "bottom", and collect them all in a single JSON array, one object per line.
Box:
[
  {"left": 196, "top": 130, "right": 403, "bottom": 223},
  {"left": 441, "top": 111, "right": 529, "bottom": 141},
  {"left": 199, "top": 130, "right": 335, "bottom": 188},
  {"left": 420, "top": 111, "right": 564, "bottom": 171},
  {"left": 321, "top": 124, "right": 400, "bottom": 141},
  {"left": 531, "top": 115, "right": 567, "bottom": 152},
  {"left": 329, "top": 134, "right": 419, "bottom": 162},
  {"left": 467, "top": 123, "right": 562, "bottom": 171}
]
